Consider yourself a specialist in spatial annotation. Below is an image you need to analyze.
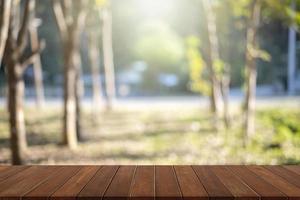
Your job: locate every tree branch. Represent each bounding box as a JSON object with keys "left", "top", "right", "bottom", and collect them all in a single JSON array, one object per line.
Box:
[
  {"left": 63, "top": 0, "right": 73, "bottom": 26},
  {"left": 0, "top": 0, "right": 12, "bottom": 65},
  {"left": 20, "top": 39, "right": 45, "bottom": 69},
  {"left": 16, "top": 0, "right": 34, "bottom": 54},
  {"left": 76, "top": 0, "right": 88, "bottom": 29},
  {"left": 53, "top": 0, "right": 68, "bottom": 38}
]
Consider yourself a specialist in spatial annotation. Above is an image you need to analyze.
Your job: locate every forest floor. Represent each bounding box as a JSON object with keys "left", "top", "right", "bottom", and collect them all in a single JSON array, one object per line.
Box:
[{"left": 0, "top": 100, "right": 299, "bottom": 164}]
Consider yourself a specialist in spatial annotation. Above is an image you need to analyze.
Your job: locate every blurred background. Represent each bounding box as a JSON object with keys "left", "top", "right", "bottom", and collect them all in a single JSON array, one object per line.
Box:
[{"left": 0, "top": 0, "right": 299, "bottom": 165}]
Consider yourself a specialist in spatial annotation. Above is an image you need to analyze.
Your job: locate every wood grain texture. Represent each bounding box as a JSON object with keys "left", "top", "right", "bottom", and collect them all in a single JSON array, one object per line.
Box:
[
  {"left": 0, "top": 166, "right": 29, "bottom": 182},
  {"left": 174, "top": 166, "right": 208, "bottom": 200},
  {"left": 210, "top": 166, "right": 259, "bottom": 200},
  {"left": 0, "top": 165, "right": 299, "bottom": 200},
  {"left": 103, "top": 166, "right": 136, "bottom": 200},
  {"left": 130, "top": 166, "right": 155, "bottom": 200},
  {"left": 155, "top": 166, "right": 182, "bottom": 200},
  {"left": 0, "top": 166, "right": 9, "bottom": 173},
  {"left": 284, "top": 165, "right": 300, "bottom": 176},
  {"left": 247, "top": 166, "right": 300, "bottom": 200},
  {"left": 24, "top": 166, "right": 81, "bottom": 200},
  {"left": 227, "top": 166, "right": 287, "bottom": 200},
  {"left": 193, "top": 166, "right": 233, "bottom": 200},
  {"left": 78, "top": 165, "right": 119, "bottom": 200},
  {"left": 265, "top": 166, "right": 300, "bottom": 189},
  {"left": 0, "top": 166, "right": 60, "bottom": 200},
  {"left": 50, "top": 166, "right": 100, "bottom": 200}
]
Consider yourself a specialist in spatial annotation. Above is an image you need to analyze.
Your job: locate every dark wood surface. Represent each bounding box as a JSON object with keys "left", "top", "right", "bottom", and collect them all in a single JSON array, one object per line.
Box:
[{"left": 0, "top": 166, "right": 299, "bottom": 200}]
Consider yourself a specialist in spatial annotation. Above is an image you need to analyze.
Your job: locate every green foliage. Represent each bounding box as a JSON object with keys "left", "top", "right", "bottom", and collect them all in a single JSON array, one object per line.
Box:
[
  {"left": 213, "top": 59, "right": 227, "bottom": 80},
  {"left": 186, "top": 36, "right": 210, "bottom": 95},
  {"left": 258, "top": 109, "right": 300, "bottom": 145},
  {"left": 135, "top": 21, "right": 184, "bottom": 71},
  {"left": 263, "top": 0, "right": 300, "bottom": 29},
  {"left": 232, "top": 0, "right": 300, "bottom": 32},
  {"left": 95, "top": 0, "right": 107, "bottom": 7},
  {"left": 0, "top": 0, "right": 294, "bottom": 93},
  {"left": 229, "top": 0, "right": 252, "bottom": 18},
  {"left": 1, "top": 106, "right": 300, "bottom": 164}
]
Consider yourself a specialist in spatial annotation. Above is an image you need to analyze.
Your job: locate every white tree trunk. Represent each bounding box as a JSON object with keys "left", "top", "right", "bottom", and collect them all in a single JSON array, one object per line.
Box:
[
  {"left": 29, "top": 24, "right": 45, "bottom": 108},
  {"left": 244, "top": 0, "right": 261, "bottom": 139},
  {"left": 89, "top": 32, "right": 103, "bottom": 109},
  {"left": 102, "top": 7, "right": 116, "bottom": 110},
  {"left": 62, "top": 36, "right": 78, "bottom": 150},
  {"left": 53, "top": 0, "right": 87, "bottom": 149},
  {"left": 203, "top": 0, "right": 223, "bottom": 127},
  {"left": 0, "top": 0, "right": 12, "bottom": 63}
]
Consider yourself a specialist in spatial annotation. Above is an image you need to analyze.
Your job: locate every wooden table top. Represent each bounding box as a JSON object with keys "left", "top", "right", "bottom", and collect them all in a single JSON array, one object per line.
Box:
[{"left": 0, "top": 165, "right": 300, "bottom": 200}]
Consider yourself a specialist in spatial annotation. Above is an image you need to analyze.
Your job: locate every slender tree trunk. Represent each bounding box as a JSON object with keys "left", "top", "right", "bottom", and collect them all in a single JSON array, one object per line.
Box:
[
  {"left": 29, "top": 24, "right": 45, "bottom": 108},
  {"left": 62, "top": 33, "right": 77, "bottom": 149},
  {"left": 287, "top": 0, "right": 296, "bottom": 95},
  {"left": 0, "top": 0, "right": 12, "bottom": 64},
  {"left": 53, "top": 0, "right": 87, "bottom": 149},
  {"left": 244, "top": 0, "right": 261, "bottom": 139},
  {"left": 88, "top": 31, "right": 103, "bottom": 109},
  {"left": 4, "top": 0, "right": 36, "bottom": 165},
  {"left": 1, "top": 0, "right": 9, "bottom": 113},
  {"left": 102, "top": 7, "right": 116, "bottom": 110},
  {"left": 74, "top": 49, "right": 83, "bottom": 141},
  {"left": 7, "top": 62, "right": 27, "bottom": 165},
  {"left": 221, "top": 67, "right": 230, "bottom": 128},
  {"left": 203, "top": 0, "right": 223, "bottom": 128},
  {"left": 245, "top": 64, "right": 257, "bottom": 138}
]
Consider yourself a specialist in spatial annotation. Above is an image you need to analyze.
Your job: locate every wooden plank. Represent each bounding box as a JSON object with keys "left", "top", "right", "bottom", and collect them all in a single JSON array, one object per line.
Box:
[
  {"left": 0, "top": 165, "right": 299, "bottom": 200},
  {"left": 0, "top": 166, "right": 29, "bottom": 182},
  {"left": 78, "top": 165, "right": 119, "bottom": 200},
  {"left": 104, "top": 166, "right": 136, "bottom": 200},
  {"left": 50, "top": 166, "right": 100, "bottom": 200},
  {"left": 174, "top": 166, "right": 208, "bottom": 200},
  {"left": 284, "top": 166, "right": 300, "bottom": 176},
  {"left": 130, "top": 166, "right": 155, "bottom": 200},
  {"left": 210, "top": 166, "right": 259, "bottom": 200},
  {"left": 155, "top": 166, "right": 182, "bottom": 200},
  {"left": 265, "top": 166, "right": 300, "bottom": 189},
  {"left": 0, "top": 166, "right": 45, "bottom": 193},
  {"left": 227, "top": 166, "right": 287, "bottom": 200},
  {"left": 192, "top": 166, "right": 233, "bottom": 200},
  {"left": 0, "top": 166, "right": 60, "bottom": 200},
  {"left": 0, "top": 166, "right": 9, "bottom": 172},
  {"left": 247, "top": 166, "right": 300, "bottom": 200},
  {"left": 23, "top": 166, "right": 81, "bottom": 200}
]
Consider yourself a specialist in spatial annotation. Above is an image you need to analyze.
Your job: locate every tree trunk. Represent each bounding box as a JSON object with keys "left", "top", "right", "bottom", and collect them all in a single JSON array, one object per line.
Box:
[
  {"left": 29, "top": 24, "right": 45, "bottom": 108},
  {"left": 221, "top": 68, "right": 230, "bottom": 128},
  {"left": 244, "top": 0, "right": 261, "bottom": 139},
  {"left": 88, "top": 31, "right": 103, "bottom": 109},
  {"left": 74, "top": 49, "right": 83, "bottom": 141},
  {"left": 287, "top": 0, "right": 296, "bottom": 95},
  {"left": 245, "top": 65, "right": 257, "bottom": 138},
  {"left": 203, "top": 0, "right": 223, "bottom": 128},
  {"left": 62, "top": 34, "right": 77, "bottom": 149},
  {"left": 102, "top": 7, "right": 116, "bottom": 110},
  {"left": 53, "top": 0, "right": 87, "bottom": 149},
  {"left": 3, "top": 0, "right": 36, "bottom": 165},
  {"left": 0, "top": 0, "right": 12, "bottom": 64},
  {"left": 7, "top": 62, "right": 27, "bottom": 165}
]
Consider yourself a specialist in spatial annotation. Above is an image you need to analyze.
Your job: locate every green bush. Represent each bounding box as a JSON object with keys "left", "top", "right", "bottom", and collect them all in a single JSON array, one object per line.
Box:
[{"left": 257, "top": 109, "right": 300, "bottom": 145}]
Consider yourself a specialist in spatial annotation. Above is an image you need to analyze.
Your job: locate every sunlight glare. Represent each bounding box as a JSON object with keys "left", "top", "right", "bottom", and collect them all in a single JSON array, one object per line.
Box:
[{"left": 137, "top": 0, "right": 173, "bottom": 18}]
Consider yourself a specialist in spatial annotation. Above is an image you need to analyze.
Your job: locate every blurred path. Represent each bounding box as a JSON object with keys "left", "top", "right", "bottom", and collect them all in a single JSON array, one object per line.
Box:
[{"left": 0, "top": 95, "right": 299, "bottom": 109}]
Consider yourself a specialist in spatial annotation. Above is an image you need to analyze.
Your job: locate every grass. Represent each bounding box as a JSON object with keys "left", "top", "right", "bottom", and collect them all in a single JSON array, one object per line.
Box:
[{"left": 0, "top": 104, "right": 299, "bottom": 164}]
